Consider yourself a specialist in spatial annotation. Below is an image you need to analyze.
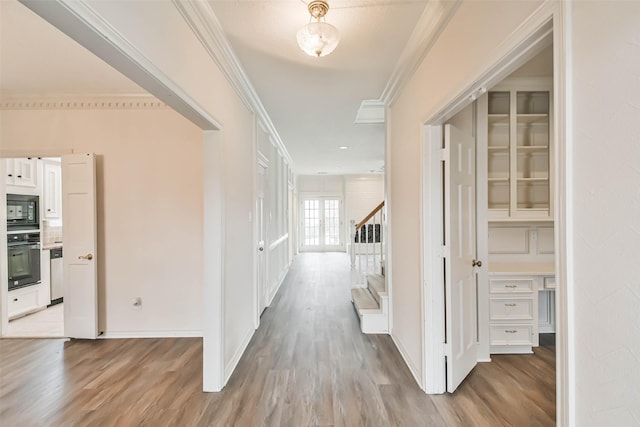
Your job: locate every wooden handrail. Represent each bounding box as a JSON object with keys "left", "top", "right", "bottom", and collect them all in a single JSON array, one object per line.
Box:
[{"left": 356, "top": 201, "right": 385, "bottom": 230}]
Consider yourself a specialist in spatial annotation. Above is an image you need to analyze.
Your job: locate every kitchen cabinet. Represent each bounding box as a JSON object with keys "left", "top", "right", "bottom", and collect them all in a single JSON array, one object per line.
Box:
[
  {"left": 5, "top": 158, "right": 38, "bottom": 189},
  {"left": 480, "top": 80, "right": 553, "bottom": 221},
  {"left": 7, "top": 283, "right": 48, "bottom": 320},
  {"left": 43, "top": 159, "right": 62, "bottom": 220},
  {"left": 488, "top": 271, "right": 556, "bottom": 354}
]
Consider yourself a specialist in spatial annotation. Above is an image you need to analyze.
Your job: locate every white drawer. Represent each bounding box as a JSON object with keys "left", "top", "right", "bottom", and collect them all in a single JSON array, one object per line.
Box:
[
  {"left": 490, "top": 278, "right": 534, "bottom": 294},
  {"left": 490, "top": 324, "right": 533, "bottom": 346},
  {"left": 490, "top": 298, "right": 533, "bottom": 320},
  {"left": 8, "top": 287, "right": 40, "bottom": 319},
  {"left": 544, "top": 276, "right": 556, "bottom": 289}
]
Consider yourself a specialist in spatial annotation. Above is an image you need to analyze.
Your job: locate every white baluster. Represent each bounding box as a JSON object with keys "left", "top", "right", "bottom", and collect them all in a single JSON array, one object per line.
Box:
[{"left": 350, "top": 219, "right": 356, "bottom": 269}]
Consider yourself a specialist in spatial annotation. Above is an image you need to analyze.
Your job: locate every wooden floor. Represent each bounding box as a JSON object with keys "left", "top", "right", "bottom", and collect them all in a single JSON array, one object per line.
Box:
[{"left": 0, "top": 253, "right": 555, "bottom": 426}]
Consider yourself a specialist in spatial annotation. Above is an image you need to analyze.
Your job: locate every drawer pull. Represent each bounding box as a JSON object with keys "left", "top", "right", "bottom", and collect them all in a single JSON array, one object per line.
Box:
[
  {"left": 504, "top": 303, "right": 517, "bottom": 307},
  {"left": 13, "top": 298, "right": 18, "bottom": 302},
  {"left": 506, "top": 284, "right": 517, "bottom": 288},
  {"left": 505, "top": 330, "right": 518, "bottom": 334}
]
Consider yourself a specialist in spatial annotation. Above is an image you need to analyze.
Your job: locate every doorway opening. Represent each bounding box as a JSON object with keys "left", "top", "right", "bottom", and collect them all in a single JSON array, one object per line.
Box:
[
  {"left": 2, "top": 156, "right": 64, "bottom": 337},
  {"left": 422, "top": 13, "right": 564, "bottom": 405},
  {"left": 300, "top": 197, "right": 344, "bottom": 252}
]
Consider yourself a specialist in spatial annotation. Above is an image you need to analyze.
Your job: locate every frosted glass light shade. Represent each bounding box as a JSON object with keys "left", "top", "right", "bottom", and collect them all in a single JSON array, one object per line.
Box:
[{"left": 297, "top": 21, "right": 340, "bottom": 57}]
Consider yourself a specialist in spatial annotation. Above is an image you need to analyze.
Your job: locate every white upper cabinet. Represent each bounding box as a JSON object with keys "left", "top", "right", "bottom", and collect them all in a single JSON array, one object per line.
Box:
[
  {"left": 6, "top": 158, "right": 38, "bottom": 189},
  {"left": 43, "top": 159, "right": 62, "bottom": 220},
  {"left": 480, "top": 79, "right": 553, "bottom": 221}
]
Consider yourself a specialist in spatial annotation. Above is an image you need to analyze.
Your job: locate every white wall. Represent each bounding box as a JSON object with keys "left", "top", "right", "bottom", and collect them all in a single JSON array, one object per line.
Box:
[
  {"left": 0, "top": 107, "right": 204, "bottom": 335},
  {"left": 388, "top": 0, "right": 544, "bottom": 384},
  {"left": 569, "top": 1, "right": 640, "bottom": 424},
  {"left": 83, "top": 0, "right": 260, "bottom": 381},
  {"left": 345, "top": 175, "right": 384, "bottom": 225}
]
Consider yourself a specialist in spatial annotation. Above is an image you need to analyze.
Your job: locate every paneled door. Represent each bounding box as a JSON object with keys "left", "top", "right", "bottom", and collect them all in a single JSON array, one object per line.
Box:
[
  {"left": 301, "top": 198, "right": 343, "bottom": 251},
  {"left": 256, "top": 163, "right": 268, "bottom": 317},
  {"left": 62, "top": 153, "right": 98, "bottom": 339},
  {"left": 444, "top": 123, "right": 479, "bottom": 392}
]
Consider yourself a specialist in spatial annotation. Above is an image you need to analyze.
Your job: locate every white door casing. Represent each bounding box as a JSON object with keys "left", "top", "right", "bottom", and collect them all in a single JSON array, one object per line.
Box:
[
  {"left": 257, "top": 163, "right": 268, "bottom": 317},
  {"left": 444, "top": 123, "right": 478, "bottom": 392},
  {"left": 62, "top": 153, "right": 98, "bottom": 339}
]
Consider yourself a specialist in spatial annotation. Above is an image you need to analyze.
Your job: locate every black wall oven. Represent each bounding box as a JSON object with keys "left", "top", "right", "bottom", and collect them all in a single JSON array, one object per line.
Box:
[
  {"left": 7, "top": 232, "right": 41, "bottom": 291},
  {"left": 7, "top": 194, "right": 39, "bottom": 230}
]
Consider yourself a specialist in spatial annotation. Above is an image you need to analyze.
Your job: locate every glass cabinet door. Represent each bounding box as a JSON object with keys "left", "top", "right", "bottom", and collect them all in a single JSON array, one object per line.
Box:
[
  {"left": 486, "top": 88, "right": 552, "bottom": 220},
  {"left": 487, "top": 92, "right": 511, "bottom": 216}
]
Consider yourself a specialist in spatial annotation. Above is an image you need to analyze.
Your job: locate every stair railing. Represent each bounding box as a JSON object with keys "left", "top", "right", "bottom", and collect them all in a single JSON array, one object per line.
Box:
[{"left": 350, "top": 201, "right": 384, "bottom": 286}]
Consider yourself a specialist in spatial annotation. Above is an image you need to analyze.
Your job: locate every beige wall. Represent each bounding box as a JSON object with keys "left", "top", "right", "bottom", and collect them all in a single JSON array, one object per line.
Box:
[
  {"left": 388, "top": 0, "right": 543, "bottom": 383},
  {"left": 1, "top": 107, "right": 204, "bottom": 334}
]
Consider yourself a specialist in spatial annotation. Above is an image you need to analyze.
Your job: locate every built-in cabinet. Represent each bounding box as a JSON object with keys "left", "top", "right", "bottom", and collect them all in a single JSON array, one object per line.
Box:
[
  {"left": 489, "top": 272, "right": 555, "bottom": 354},
  {"left": 479, "top": 78, "right": 556, "bottom": 356},
  {"left": 42, "top": 159, "right": 62, "bottom": 220},
  {"left": 5, "top": 158, "right": 38, "bottom": 190},
  {"left": 8, "top": 282, "right": 50, "bottom": 320},
  {"left": 482, "top": 80, "right": 553, "bottom": 221}
]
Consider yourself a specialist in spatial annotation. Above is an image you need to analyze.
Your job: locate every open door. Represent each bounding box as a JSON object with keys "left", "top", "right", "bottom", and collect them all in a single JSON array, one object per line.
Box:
[
  {"left": 62, "top": 153, "right": 98, "bottom": 339},
  {"left": 444, "top": 123, "right": 479, "bottom": 392}
]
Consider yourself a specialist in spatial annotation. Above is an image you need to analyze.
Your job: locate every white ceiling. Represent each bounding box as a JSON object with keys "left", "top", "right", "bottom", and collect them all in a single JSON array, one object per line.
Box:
[{"left": 0, "top": 0, "right": 430, "bottom": 176}]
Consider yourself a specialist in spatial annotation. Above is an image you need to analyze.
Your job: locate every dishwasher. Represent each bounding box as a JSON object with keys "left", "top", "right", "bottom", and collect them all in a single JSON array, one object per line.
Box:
[{"left": 50, "top": 247, "right": 63, "bottom": 304}]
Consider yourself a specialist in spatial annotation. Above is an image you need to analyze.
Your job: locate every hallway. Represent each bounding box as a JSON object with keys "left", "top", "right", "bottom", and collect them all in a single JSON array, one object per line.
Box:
[{"left": 0, "top": 253, "right": 555, "bottom": 426}]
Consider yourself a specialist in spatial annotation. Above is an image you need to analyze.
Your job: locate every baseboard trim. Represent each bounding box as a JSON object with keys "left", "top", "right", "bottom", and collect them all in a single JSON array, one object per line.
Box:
[
  {"left": 100, "top": 330, "right": 203, "bottom": 339},
  {"left": 391, "top": 331, "right": 424, "bottom": 391},
  {"left": 224, "top": 327, "right": 254, "bottom": 384},
  {"left": 267, "top": 266, "right": 290, "bottom": 307}
]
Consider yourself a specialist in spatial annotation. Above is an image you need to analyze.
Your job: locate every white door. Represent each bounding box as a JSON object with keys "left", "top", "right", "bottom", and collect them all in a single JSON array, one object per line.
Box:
[
  {"left": 444, "top": 123, "right": 479, "bottom": 392},
  {"left": 62, "top": 153, "right": 98, "bottom": 339},
  {"left": 301, "top": 198, "right": 343, "bottom": 251},
  {"left": 257, "top": 163, "right": 268, "bottom": 315}
]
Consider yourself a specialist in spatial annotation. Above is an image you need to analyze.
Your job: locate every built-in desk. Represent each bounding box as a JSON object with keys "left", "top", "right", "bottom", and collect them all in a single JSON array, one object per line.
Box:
[{"left": 488, "top": 263, "right": 556, "bottom": 354}]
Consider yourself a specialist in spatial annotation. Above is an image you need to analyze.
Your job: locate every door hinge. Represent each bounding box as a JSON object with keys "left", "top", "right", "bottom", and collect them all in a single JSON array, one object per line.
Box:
[
  {"left": 439, "top": 245, "right": 450, "bottom": 258},
  {"left": 443, "top": 341, "right": 452, "bottom": 357},
  {"left": 438, "top": 147, "right": 448, "bottom": 161}
]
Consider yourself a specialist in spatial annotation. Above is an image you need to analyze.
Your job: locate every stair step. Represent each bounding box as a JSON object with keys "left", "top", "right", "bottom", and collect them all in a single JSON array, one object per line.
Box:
[
  {"left": 351, "top": 288, "right": 379, "bottom": 311},
  {"left": 367, "top": 273, "right": 386, "bottom": 305}
]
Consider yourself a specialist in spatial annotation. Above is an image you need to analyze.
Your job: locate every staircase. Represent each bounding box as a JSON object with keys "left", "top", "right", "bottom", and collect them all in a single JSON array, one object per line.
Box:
[{"left": 350, "top": 202, "right": 389, "bottom": 334}]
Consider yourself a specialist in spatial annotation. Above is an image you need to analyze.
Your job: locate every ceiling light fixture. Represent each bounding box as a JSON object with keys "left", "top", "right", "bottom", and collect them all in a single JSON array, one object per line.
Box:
[{"left": 297, "top": 0, "right": 340, "bottom": 58}]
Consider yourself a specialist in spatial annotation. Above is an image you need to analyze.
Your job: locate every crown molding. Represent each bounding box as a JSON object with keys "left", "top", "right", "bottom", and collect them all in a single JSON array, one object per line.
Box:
[
  {"left": 172, "top": 0, "right": 295, "bottom": 170},
  {"left": 380, "top": 0, "right": 462, "bottom": 106},
  {"left": 19, "top": 0, "right": 221, "bottom": 130},
  {"left": 354, "top": 100, "right": 386, "bottom": 124},
  {"left": 1, "top": 93, "right": 167, "bottom": 110},
  {"left": 354, "top": 0, "right": 460, "bottom": 122}
]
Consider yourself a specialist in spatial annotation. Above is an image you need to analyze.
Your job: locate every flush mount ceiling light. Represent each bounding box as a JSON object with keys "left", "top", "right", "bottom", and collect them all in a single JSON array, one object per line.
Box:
[{"left": 297, "top": 0, "right": 340, "bottom": 58}]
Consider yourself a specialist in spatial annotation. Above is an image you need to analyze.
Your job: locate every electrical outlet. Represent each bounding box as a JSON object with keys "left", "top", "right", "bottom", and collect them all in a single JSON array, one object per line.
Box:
[{"left": 132, "top": 297, "right": 142, "bottom": 310}]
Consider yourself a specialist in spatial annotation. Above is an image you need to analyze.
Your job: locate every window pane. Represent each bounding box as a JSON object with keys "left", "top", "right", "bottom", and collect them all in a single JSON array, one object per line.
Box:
[
  {"left": 324, "top": 199, "right": 340, "bottom": 246},
  {"left": 304, "top": 200, "right": 319, "bottom": 245}
]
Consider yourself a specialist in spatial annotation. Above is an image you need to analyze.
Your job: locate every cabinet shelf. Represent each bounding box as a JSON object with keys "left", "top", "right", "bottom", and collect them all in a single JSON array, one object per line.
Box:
[
  {"left": 517, "top": 177, "right": 549, "bottom": 182},
  {"left": 488, "top": 114, "right": 509, "bottom": 124},
  {"left": 517, "top": 145, "right": 548, "bottom": 151},
  {"left": 484, "top": 86, "right": 552, "bottom": 221},
  {"left": 516, "top": 114, "right": 549, "bottom": 124}
]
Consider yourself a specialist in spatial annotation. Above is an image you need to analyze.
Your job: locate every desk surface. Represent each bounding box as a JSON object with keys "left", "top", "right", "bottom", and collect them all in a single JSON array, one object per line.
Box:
[{"left": 489, "top": 262, "right": 555, "bottom": 275}]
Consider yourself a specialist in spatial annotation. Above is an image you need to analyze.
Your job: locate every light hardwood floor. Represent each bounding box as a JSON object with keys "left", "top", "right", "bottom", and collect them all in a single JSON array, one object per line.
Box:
[{"left": 0, "top": 253, "right": 555, "bottom": 426}]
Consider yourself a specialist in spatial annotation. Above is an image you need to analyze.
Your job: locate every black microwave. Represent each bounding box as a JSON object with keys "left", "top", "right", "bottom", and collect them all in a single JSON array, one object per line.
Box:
[{"left": 7, "top": 194, "right": 39, "bottom": 230}]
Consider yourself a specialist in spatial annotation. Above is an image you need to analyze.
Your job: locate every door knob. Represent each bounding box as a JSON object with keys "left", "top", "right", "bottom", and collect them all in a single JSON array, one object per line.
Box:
[
  {"left": 472, "top": 259, "right": 482, "bottom": 267},
  {"left": 258, "top": 246, "right": 264, "bottom": 252},
  {"left": 78, "top": 253, "right": 93, "bottom": 260}
]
